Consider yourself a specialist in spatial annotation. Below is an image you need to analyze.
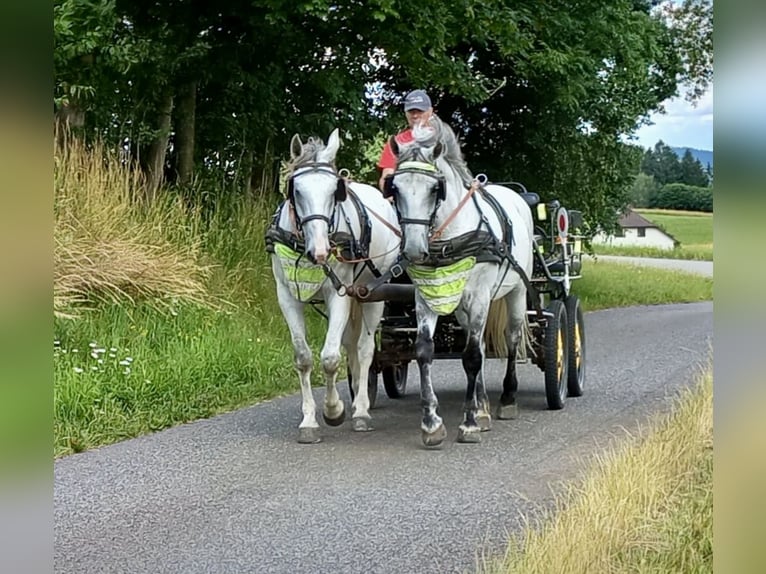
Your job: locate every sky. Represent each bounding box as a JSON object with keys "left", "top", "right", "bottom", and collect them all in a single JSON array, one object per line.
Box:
[{"left": 633, "top": 87, "right": 714, "bottom": 151}]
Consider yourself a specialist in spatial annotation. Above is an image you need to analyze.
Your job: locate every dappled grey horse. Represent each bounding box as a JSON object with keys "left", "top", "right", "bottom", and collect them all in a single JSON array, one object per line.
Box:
[
  {"left": 267, "top": 129, "right": 401, "bottom": 442},
  {"left": 384, "top": 117, "right": 535, "bottom": 446}
]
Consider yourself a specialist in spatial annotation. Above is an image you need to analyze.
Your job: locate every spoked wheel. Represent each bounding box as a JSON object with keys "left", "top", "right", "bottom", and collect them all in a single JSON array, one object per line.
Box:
[
  {"left": 347, "top": 363, "right": 379, "bottom": 410},
  {"left": 565, "top": 294, "right": 585, "bottom": 397},
  {"left": 382, "top": 362, "right": 409, "bottom": 399},
  {"left": 544, "top": 299, "right": 569, "bottom": 410}
]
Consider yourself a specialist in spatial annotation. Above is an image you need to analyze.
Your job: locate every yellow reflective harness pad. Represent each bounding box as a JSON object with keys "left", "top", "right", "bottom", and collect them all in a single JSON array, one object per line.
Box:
[
  {"left": 407, "top": 256, "right": 477, "bottom": 315},
  {"left": 274, "top": 243, "right": 332, "bottom": 301}
]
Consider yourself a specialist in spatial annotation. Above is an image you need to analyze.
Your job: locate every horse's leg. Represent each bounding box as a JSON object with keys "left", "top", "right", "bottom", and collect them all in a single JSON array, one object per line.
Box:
[
  {"left": 343, "top": 312, "right": 360, "bottom": 396},
  {"left": 455, "top": 295, "right": 490, "bottom": 444},
  {"left": 274, "top": 280, "right": 319, "bottom": 443},
  {"left": 497, "top": 289, "right": 526, "bottom": 420},
  {"left": 349, "top": 300, "right": 385, "bottom": 431},
  {"left": 320, "top": 292, "right": 351, "bottom": 427},
  {"left": 476, "top": 366, "right": 492, "bottom": 432},
  {"left": 415, "top": 303, "right": 445, "bottom": 447}
]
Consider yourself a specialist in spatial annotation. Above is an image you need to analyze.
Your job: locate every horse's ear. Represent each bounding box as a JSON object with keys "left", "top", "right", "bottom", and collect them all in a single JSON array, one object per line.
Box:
[
  {"left": 290, "top": 134, "right": 303, "bottom": 159},
  {"left": 318, "top": 128, "right": 341, "bottom": 163},
  {"left": 433, "top": 142, "right": 443, "bottom": 159},
  {"left": 389, "top": 136, "right": 400, "bottom": 157}
]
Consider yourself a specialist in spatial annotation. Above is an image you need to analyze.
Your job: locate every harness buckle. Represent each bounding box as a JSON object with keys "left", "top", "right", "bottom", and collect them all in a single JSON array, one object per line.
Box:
[{"left": 390, "top": 263, "right": 405, "bottom": 278}]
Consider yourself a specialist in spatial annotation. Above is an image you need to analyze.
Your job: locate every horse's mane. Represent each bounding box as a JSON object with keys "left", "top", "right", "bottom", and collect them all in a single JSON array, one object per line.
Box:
[
  {"left": 286, "top": 136, "right": 328, "bottom": 171},
  {"left": 407, "top": 115, "right": 474, "bottom": 187}
]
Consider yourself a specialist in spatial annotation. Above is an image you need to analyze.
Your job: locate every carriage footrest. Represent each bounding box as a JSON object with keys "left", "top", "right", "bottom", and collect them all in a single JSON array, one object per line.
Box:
[{"left": 546, "top": 257, "right": 582, "bottom": 274}]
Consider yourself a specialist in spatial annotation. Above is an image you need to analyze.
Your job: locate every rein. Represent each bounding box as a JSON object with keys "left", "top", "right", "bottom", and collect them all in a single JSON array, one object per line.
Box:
[{"left": 430, "top": 180, "right": 480, "bottom": 241}]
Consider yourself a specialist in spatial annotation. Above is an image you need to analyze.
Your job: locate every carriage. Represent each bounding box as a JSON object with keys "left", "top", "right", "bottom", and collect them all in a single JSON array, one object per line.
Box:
[
  {"left": 347, "top": 182, "right": 586, "bottom": 413},
  {"left": 268, "top": 121, "right": 587, "bottom": 446}
]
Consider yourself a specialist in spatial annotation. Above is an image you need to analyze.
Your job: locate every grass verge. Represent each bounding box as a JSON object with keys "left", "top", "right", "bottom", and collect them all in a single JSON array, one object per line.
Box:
[
  {"left": 591, "top": 243, "right": 712, "bottom": 261},
  {"left": 477, "top": 369, "right": 713, "bottom": 574},
  {"left": 572, "top": 259, "right": 713, "bottom": 311}
]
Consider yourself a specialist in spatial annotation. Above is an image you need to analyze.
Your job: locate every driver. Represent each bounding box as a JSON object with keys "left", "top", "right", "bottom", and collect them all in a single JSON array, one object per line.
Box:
[{"left": 377, "top": 89, "right": 434, "bottom": 193}]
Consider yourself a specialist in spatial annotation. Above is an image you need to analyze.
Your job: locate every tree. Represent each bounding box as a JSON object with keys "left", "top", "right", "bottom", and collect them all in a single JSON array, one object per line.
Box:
[
  {"left": 629, "top": 172, "right": 660, "bottom": 207},
  {"left": 679, "top": 149, "right": 709, "bottom": 186},
  {"left": 660, "top": 0, "right": 713, "bottom": 103},
  {"left": 54, "top": 0, "right": 691, "bottom": 233},
  {"left": 640, "top": 141, "right": 682, "bottom": 185}
]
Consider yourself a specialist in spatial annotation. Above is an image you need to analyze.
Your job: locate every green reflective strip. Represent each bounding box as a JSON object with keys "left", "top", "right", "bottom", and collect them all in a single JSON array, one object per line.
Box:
[
  {"left": 408, "top": 257, "right": 476, "bottom": 315},
  {"left": 273, "top": 243, "right": 333, "bottom": 300},
  {"left": 398, "top": 161, "right": 437, "bottom": 172}
]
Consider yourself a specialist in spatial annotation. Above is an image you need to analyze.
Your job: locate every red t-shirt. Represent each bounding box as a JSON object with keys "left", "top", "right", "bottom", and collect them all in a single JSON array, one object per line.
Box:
[{"left": 377, "top": 129, "right": 414, "bottom": 171}]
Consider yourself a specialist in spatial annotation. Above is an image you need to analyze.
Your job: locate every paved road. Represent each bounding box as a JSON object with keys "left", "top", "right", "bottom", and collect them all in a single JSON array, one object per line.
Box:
[
  {"left": 54, "top": 302, "right": 713, "bottom": 574},
  {"left": 588, "top": 254, "right": 713, "bottom": 277}
]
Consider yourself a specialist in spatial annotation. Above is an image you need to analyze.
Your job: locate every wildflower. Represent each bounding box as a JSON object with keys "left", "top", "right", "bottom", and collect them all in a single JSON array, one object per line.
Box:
[
  {"left": 91, "top": 352, "right": 99, "bottom": 359},
  {"left": 72, "top": 349, "right": 79, "bottom": 353},
  {"left": 73, "top": 367, "right": 83, "bottom": 373},
  {"left": 125, "top": 357, "right": 133, "bottom": 363},
  {"left": 123, "top": 367, "right": 131, "bottom": 375},
  {"left": 89, "top": 342, "right": 97, "bottom": 348},
  {"left": 97, "top": 359, "right": 104, "bottom": 364},
  {"left": 91, "top": 366, "right": 99, "bottom": 371},
  {"left": 54, "top": 340, "right": 61, "bottom": 347},
  {"left": 119, "top": 360, "right": 130, "bottom": 366},
  {"left": 110, "top": 347, "right": 117, "bottom": 352},
  {"left": 109, "top": 353, "right": 116, "bottom": 358}
]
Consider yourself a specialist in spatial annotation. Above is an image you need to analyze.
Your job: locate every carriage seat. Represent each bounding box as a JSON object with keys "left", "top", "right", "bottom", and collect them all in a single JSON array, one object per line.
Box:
[{"left": 518, "top": 192, "right": 540, "bottom": 208}]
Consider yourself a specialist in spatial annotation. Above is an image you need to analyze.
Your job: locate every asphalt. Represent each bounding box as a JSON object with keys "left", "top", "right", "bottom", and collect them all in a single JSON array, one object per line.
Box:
[{"left": 54, "top": 301, "right": 713, "bottom": 574}]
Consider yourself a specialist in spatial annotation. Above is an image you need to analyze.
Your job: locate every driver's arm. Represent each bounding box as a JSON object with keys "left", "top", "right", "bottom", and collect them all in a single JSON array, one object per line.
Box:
[{"left": 378, "top": 167, "right": 394, "bottom": 193}]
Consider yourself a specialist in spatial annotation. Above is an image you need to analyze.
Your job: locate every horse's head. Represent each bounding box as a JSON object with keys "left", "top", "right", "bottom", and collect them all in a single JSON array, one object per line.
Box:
[
  {"left": 286, "top": 128, "right": 347, "bottom": 265},
  {"left": 385, "top": 121, "right": 449, "bottom": 263}
]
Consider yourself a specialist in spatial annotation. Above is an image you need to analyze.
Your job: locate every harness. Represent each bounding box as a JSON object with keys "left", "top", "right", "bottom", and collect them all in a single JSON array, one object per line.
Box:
[
  {"left": 265, "top": 173, "right": 382, "bottom": 300},
  {"left": 386, "top": 161, "right": 544, "bottom": 317}
]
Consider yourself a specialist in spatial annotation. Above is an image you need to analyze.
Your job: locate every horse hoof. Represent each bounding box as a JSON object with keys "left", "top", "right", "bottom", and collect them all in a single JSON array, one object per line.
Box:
[
  {"left": 477, "top": 414, "right": 492, "bottom": 432},
  {"left": 298, "top": 427, "right": 321, "bottom": 444},
  {"left": 421, "top": 424, "right": 447, "bottom": 447},
  {"left": 323, "top": 404, "right": 345, "bottom": 427},
  {"left": 496, "top": 403, "right": 518, "bottom": 420},
  {"left": 457, "top": 427, "right": 482, "bottom": 443},
  {"left": 352, "top": 417, "right": 373, "bottom": 432}
]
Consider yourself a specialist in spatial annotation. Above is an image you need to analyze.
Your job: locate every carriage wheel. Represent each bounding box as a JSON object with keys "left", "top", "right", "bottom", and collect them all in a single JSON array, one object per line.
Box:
[
  {"left": 544, "top": 299, "right": 569, "bottom": 410},
  {"left": 382, "top": 362, "right": 409, "bottom": 398},
  {"left": 565, "top": 295, "right": 585, "bottom": 397},
  {"left": 347, "top": 364, "right": 379, "bottom": 410}
]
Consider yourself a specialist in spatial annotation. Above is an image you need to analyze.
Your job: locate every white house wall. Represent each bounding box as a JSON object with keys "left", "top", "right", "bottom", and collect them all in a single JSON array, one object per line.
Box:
[{"left": 592, "top": 227, "right": 675, "bottom": 249}]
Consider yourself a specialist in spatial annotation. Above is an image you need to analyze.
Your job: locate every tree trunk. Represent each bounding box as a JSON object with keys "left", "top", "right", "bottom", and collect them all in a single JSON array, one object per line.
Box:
[
  {"left": 54, "top": 102, "right": 85, "bottom": 149},
  {"left": 175, "top": 80, "right": 197, "bottom": 187},
  {"left": 142, "top": 90, "right": 174, "bottom": 202}
]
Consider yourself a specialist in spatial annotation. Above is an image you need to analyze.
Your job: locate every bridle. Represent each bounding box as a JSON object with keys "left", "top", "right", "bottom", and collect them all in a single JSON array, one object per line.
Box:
[
  {"left": 383, "top": 160, "right": 446, "bottom": 229},
  {"left": 287, "top": 162, "right": 348, "bottom": 230}
]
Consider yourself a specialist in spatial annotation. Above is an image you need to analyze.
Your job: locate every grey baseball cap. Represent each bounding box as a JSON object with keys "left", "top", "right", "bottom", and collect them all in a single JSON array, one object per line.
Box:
[{"left": 403, "top": 89, "right": 432, "bottom": 111}]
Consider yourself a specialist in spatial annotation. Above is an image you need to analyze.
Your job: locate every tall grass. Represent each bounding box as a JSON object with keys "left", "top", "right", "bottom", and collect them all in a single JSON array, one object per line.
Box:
[
  {"left": 478, "top": 370, "right": 713, "bottom": 573},
  {"left": 54, "top": 138, "right": 211, "bottom": 316}
]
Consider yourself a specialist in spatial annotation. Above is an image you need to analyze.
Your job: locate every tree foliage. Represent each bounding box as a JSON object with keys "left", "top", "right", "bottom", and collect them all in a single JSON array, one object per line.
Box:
[
  {"left": 53, "top": 0, "right": 711, "bottom": 232},
  {"left": 649, "top": 183, "right": 712, "bottom": 212},
  {"left": 640, "top": 141, "right": 710, "bottom": 187}
]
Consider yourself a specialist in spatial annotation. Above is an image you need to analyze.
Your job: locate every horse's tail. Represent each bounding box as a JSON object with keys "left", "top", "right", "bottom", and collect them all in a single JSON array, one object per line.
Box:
[
  {"left": 485, "top": 298, "right": 508, "bottom": 357},
  {"left": 485, "top": 294, "right": 531, "bottom": 361}
]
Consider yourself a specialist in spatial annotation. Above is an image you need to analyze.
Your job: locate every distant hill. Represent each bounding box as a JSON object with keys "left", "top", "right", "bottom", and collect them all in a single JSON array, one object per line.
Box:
[{"left": 671, "top": 146, "right": 713, "bottom": 169}]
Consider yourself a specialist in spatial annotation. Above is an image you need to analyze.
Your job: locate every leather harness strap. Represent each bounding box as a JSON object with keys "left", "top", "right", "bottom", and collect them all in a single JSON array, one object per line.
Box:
[{"left": 429, "top": 180, "right": 480, "bottom": 241}]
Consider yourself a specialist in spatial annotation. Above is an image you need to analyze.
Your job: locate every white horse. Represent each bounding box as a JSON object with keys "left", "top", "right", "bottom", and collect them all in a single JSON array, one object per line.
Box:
[
  {"left": 385, "top": 117, "right": 535, "bottom": 446},
  {"left": 267, "top": 128, "right": 401, "bottom": 443}
]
